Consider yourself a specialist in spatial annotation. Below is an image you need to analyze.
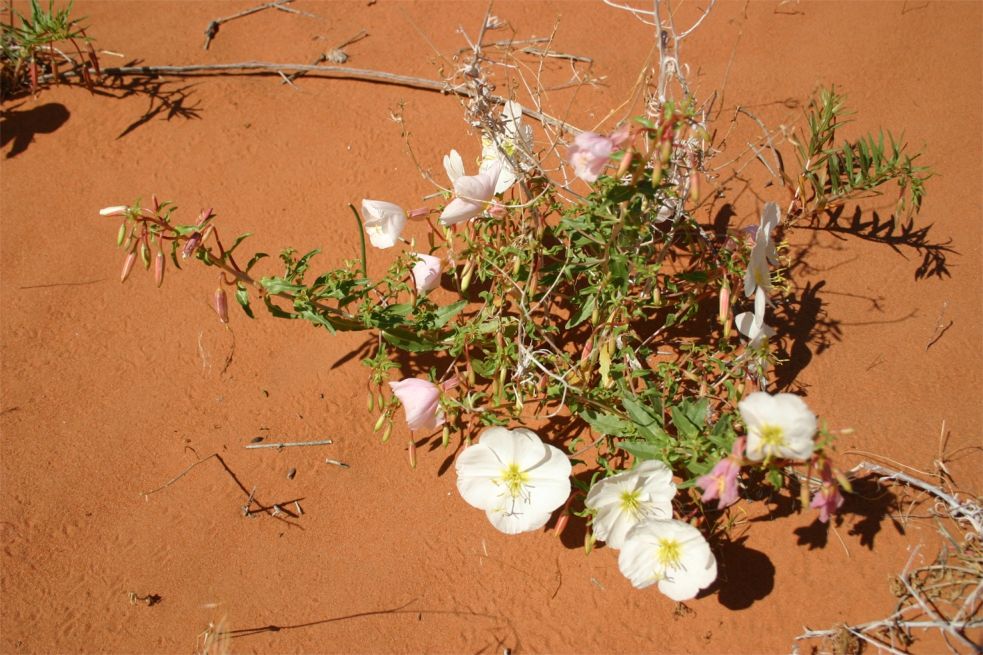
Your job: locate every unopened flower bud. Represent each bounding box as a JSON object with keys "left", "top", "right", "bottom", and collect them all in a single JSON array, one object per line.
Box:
[
  {"left": 718, "top": 283, "right": 731, "bottom": 325},
  {"left": 116, "top": 223, "right": 127, "bottom": 247},
  {"left": 689, "top": 174, "right": 700, "bottom": 203},
  {"left": 584, "top": 531, "right": 595, "bottom": 556},
  {"left": 154, "top": 250, "right": 165, "bottom": 287},
  {"left": 152, "top": 194, "right": 160, "bottom": 212},
  {"left": 381, "top": 423, "right": 392, "bottom": 443},
  {"left": 460, "top": 260, "right": 474, "bottom": 292},
  {"left": 834, "top": 469, "right": 853, "bottom": 494},
  {"left": 367, "top": 393, "right": 375, "bottom": 413},
  {"left": 120, "top": 252, "right": 137, "bottom": 283},
  {"left": 196, "top": 208, "right": 214, "bottom": 226},
  {"left": 100, "top": 205, "right": 128, "bottom": 217},
  {"left": 616, "top": 146, "right": 635, "bottom": 178},
  {"left": 213, "top": 287, "right": 229, "bottom": 324},
  {"left": 651, "top": 159, "right": 664, "bottom": 186},
  {"left": 373, "top": 412, "right": 386, "bottom": 432},
  {"left": 408, "top": 207, "right": 430, "bottom": 219},
  {"left": 554, "top": 512, "right": 569, "bottom": 537},
  {"left": 441, "top": 425, "right": 450, "bottom": 448}
]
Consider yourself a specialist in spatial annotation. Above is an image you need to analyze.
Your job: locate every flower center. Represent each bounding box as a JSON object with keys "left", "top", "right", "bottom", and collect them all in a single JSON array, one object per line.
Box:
[
  {"left": 499, "top": 463, "right": 530, "bottom": 499},
  {"left": 619, "top": 489, "right": 643, "bottom": 517},
  {"left": 759, "top": 423, "right": 786, "bottom": 449},
  {"left": 656, "top": 538, "right": 683, "bottom": 570}
]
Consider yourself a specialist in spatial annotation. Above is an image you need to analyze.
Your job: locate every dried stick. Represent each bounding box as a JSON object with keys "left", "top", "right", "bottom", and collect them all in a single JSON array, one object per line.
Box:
[
  {"left": 92, "top": 62, "right": 579, "bottom": 133},
  {"left": 203, "top": 0, "right": 316, "bottom": 51},
  {"left": 244, "top": 439, "right": 333, "bottom": 449},
  {"left": 142, "top": 453, "right": 220, "bottom": 496}
]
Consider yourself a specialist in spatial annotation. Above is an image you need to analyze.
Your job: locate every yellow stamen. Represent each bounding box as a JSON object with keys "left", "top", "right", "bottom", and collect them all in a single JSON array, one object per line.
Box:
[{"left": 499, "top": 463, "right": 529, "bottom": 498}]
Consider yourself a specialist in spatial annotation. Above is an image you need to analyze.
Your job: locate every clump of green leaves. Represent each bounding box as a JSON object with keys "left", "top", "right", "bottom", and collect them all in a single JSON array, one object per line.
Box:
[{"left": 1, "top": 0, "right": 99, "bottom": 98}]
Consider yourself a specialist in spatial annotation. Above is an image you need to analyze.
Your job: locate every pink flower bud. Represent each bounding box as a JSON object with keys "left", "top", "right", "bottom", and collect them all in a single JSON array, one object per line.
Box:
[
  {"left": 408, "top": 207, "right": 430, "bottom": 219},
  {"left": 411, "top": 253, "right": 443, "bottom": 293},
  {"left": 154, "top": 250, "right": 165, "bottom": 288},
  {"left": 120, "top": 252, "right": 137, "bottom": 283},
  {"left": 196, "top": 208, "right": 214, "bottom": 226},
  {"left": 487, "top": 202, "right": 507, "bottom": 219},
  {"left": 213, "top": 287, "right": 229, "bottom": 324},
  {"left": 388, "top": 378, "right": 444, "bottom": 432},
  {"left": 718, "top": 283, "right": 731, "bottom": 324}
]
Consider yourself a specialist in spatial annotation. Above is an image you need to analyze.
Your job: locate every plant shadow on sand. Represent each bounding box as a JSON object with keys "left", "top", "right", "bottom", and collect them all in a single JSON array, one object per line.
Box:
[
  {"left": 1, "top": 101, "right": 71, "bottom": 158},
  {"left": 98, "top": 64, "right": 203, "bottom": 138}
]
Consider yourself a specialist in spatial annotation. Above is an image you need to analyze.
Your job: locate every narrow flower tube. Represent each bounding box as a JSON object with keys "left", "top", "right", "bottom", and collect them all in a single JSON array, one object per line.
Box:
[{"left": 100, "top": 205, "right": 128, "bottom": 217}]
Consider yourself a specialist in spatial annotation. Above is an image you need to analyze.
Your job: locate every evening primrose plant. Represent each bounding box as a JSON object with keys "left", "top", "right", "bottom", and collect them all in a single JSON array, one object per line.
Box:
[{"left": 100, "top": 85, "right": 929, "bottom": 602}]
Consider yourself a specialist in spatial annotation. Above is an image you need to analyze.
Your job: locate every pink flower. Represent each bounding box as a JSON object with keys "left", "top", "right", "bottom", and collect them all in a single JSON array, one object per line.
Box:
[
  {"left": 697, "top": 457, "right": 741, "bottom": 509},
  {"left": 411, "top": 253, "right": 443, "bottom": 293},
  {"left": 810, "top": 462, "right": 845, "bottom": 523},
  {"left": 567, "top": 126, "right": 630, "bottom": 183},
  {"left": 439, "top": 161, "right": 501, "bottom": 226},
  {"left": 389, "top": 378, "right": 444, "bottom": 432}
]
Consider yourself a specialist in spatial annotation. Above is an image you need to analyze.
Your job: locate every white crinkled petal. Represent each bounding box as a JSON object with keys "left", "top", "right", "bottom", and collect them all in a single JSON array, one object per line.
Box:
[
  {"left": 439, "top": 198, "right": 483, "bottom": 225},
  {"left": 486, "top": 506, "right": 552, "bottom": 535},
  {"left": 477, "top": 426, "right": 519, "bottom": 463}
]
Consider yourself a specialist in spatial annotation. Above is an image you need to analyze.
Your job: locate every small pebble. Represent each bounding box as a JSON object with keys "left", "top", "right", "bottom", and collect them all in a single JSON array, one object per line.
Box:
[
  {"left": 287, "top": 467, "right": 297, "bottom": 480},
  {"left": 250, "top": 436, "right": 264, "bottom": 443}
]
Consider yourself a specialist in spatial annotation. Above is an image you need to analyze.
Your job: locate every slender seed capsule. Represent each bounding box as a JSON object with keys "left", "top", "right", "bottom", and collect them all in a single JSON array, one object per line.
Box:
[
  {"left": 116, "top": 223, "right": 127, "bottom": 247},
  {"left": 834, "top": 469, "right": 853, "bottom": 494},
  {"left": 554, "top": 512, "right": 569, "bottom": 537},
  {"left": 381, "top": 423, "right": 392, "bottom": 443},
  {"left": 460, "top": 262, "right": 474, "bottom": 292},
  {"left": 407, "top": 439, "right": 417, "bottom": 468},
  {"left": 441, "top": 426, "right": 450, "bottom": 448},
  {"left": 154, "top": 250, "right": 165, "bottom": 287},
  {"left": 213, "top": 287, "right": 229, "bottom": 324},
  {"left": 120, "top": 252, "right": 137, "bottom": 283},
  {"left": 584, "top": 531, "right": 595, "bottom": 556},
  {"left": 139, "top": 241, "right": 151, "bottom": 269},
  {"left": 373, "top": 413, "right": 386, "bottom": 432},
  {"left": 616, "top": 146, "right": 635, "bottom": 178},
  {"left": 367, "top": 393, "right": 375, "bottom": 413}
]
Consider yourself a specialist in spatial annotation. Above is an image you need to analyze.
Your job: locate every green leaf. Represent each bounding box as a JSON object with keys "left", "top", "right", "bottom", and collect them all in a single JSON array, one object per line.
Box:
[
  {"left": 565, "top": 293, "right": 596, "bottom": 329},
  {"left": 297, "top": 309, "right": 336, "bottom": 334},
  {"left": 262, "top": 294, "right": 295, "bottom": 319},
  {"left": 621, "top": 395, "right": 667, "bottom": 441},
  {"left": 246, "top": 252, "right": 269, "bottom": 272},
  {"left": 226, "top": 232, "right": 252, "bottom": 257},
  {"left": 234, "top": 283, "right": 254, "bottom": 318},
  {"left": 669, "top": 398, "right": 708, "bottom": 439},
  {"left": 382, "top": 329, "right": 439, "bottom": 352},
  {"left": 579, "top": 409, "right": 632, "bottom": 437},
  {"left": 616, "top": 439, "right": 664, "bottom": 462},
  {"left": 261, "top": 277, "right": 304, "bottom": 295},
  {"left": 433, "top": 300, "right": 466, "bottom": 329}
]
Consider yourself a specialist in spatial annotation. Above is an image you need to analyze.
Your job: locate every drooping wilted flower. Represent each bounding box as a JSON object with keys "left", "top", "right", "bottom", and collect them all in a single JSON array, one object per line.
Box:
[
  {"left": 361, "top": 199, "right": 407, "bottom": 249},
  {"left": 389, "top": 377, "right": 444, "bottom": 431},
  {"left": 411, "top": 253, "right": 443, "bottom": 293},
  {"left": 567, "top": 125, "right": 630, "bottom": 183},
  {"left": 696, "top": 457, "right": 741, "bottom": 510},
  {"left": 584, "top": 460, "right": 677, "bottom": 549},
  {"left": 456, "top": 427, "right": 571, "bottom": 535},
  {"left": 735, "top": 286, "right": 775, "bottom": 347},
  {"left": 810, "top": 461, "right": 845, "bottom": 523},
  {"left": 743, "top": 202, "right": 781, "bottom": 298},
  {"left": 739, "top": 391, "right": 817, "bottom": 462},
  {"left": 618, "top": 519, "right": 717, "bottom": 601}
]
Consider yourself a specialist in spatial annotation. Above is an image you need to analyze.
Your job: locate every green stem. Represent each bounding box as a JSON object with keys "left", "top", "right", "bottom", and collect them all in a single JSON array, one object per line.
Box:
[{"left": 348, "top": 203, "right": 367, "bottom": 279}]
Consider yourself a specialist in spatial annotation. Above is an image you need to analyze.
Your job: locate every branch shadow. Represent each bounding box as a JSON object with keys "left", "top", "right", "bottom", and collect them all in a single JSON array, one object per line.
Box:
[
  {"left": 794, "top": 474, "right": 905, "bottom": 550},
  {"left": 1, "top": 102, "right": 71, "bottom": 158},
  {"left": 98, "top": 63, "right": 203, "bottom": 138},
  {"left": 803, "top": 205, "right": 956, "bottom": 281}
]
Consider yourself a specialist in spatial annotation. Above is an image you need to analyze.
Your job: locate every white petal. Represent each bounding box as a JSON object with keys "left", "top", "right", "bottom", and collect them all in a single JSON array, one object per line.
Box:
[
  {"left": 486, "top": 506, "right": 552, "bottom": 535},
  {"left": 456, "top": 444, "right": 504, "bottom": 510},
  {"left": 443, "top": 149, "right": 465, "bottom": 183},
  {"left": 439, "top": 197, "right": 483, "bottom": 225},
  {"left": 477, "top": 426, "right": 521, "bottom": 463}
]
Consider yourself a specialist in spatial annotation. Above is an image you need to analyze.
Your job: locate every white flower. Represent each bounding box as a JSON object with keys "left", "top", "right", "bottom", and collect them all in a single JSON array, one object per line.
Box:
[
  {"left": 456, "top": 426, "right": 571, "bottom": 535},
  {"left": 361, "top": 200, "right": 407, "bottom": 249},
  {"left": 443, "top": 149, "right": 465, "bottom": 184},
  {"left": 439, "top": 160, "right": 501, "bottom": 226},
  {"left": 584, "top": 460, "right": 676, "bottom": 549},
  {"left": 738, "top": 391, "right": 817, "bottom": 462},
  {"left": 480, "top": 100, "right": 534, "bottom": 194},
  {"left": 618, "top": 519, "right": 717, "bottom": 601},
  {"left": 735, "top": 286, "right": 775, "bottom": 347},
  {"left": 743, "top": 202, "right": 781, "bottom": 298},
  {"left": 411, "top": 253, "right": 443, "bottom": 293},
  {"left": 99, "top": 205, "right": 128, "bottom": 217}
]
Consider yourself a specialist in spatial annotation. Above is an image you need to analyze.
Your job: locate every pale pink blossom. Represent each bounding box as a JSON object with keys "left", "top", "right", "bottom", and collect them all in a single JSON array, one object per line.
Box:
[
  {"left": 697, "top": 458, "right": 740, "bottom": 510},
  {"left": 439, "top": 160, "right": 501, "bottom": 226},
  {"left": 411, "top": 253, "right": 443, "bottom": 293},
  {"left": 568, "top": 126, "right": 631, "bottom": 183},
  {"left": 810, "top": 462, "right": 845, "bottom": 523},
  {"left": 389, "top": 378, "right": 444, "bottom": 431}
]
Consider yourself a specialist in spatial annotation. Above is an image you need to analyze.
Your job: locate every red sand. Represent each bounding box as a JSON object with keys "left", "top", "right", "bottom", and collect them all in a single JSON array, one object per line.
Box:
[{"left": 2, "top": 1, "right": 980, "bottom": 653}]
